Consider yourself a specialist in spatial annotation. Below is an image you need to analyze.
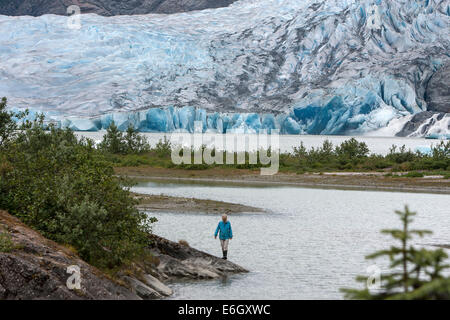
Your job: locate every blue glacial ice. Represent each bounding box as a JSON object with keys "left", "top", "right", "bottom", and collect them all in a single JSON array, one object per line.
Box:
[
  {"left": 1, "top": 0, "right": 449, "bottom": 136},
  {"left": 15, "top": 106, "right": 318, "bottom": 134}
]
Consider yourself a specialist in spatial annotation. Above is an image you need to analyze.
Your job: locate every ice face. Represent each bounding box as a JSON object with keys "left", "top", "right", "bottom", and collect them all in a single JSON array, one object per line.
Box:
[
  {"left": 10, "top": 104, "right": 449, "bottom": 138},
  {"left": 1, "top": 0, "right": 449, "bottom": 136},
  {"left": 62, "top": 118, "right": 102, "bottom": 131},
  {"left": 146, "top": 108, "right": 168, "bottom": 132}
]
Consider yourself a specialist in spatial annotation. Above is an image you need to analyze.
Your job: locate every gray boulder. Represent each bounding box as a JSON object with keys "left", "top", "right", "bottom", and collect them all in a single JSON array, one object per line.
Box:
[
  {"left": 141, "top": 274, "right": 173, "bottom": 297},
  {"left": 425, "top": 62, "right": 450, "bottom": 113},
  {"left": 122, "top": 276, "right": 162, "bottom": 299}
]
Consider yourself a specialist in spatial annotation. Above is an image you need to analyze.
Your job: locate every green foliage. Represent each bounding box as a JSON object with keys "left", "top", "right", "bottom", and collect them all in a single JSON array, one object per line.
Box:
[
  {"left": 431, "top": 141, "right": 450, "bottom": 160},
  {"left": 124, "top": 125, "right": 150, "bottom": 154},
  {"left": 98, "top": 122, "right": 124, "bottom": 154},
  {"left": 387, "top": 145, "right": 417, "bottom": 164},
  {"left": 403, "top": 171, "right": 425, "bottom": 178},
  {"left": 98, "top": 122, "right": 149, "bottom": 155},
  {"left": 0, "top": 119, "right": 154, "bottom": 268},
  {"left": 286, "top": 139, "right": 449, "bottom": 174},
  {"left": 106, "top": 137, "right": 449, "bottom": 178},
  {"left": 154, "top": 136, "right": 172, "bottom": 158},
  {"left": 342, "top": 206, "right": 450, "bottom": 300},
  {"left": 0, "top": 97, "right": 37, "bottom": 149},
  {"left": 0, "top": 97, "right": 18, "bottom": 149},
  {"left": 292, "top": 141, "right": 308, "bottom": 159},
  {"left": 0, "top": 230, "right": 14, "bottom": 253},
  {"left": 290, "top": 139, "right": 371, "bottom": 171},
  {"left": 335, "top": 138, "right": 369, "bottom": 159}
]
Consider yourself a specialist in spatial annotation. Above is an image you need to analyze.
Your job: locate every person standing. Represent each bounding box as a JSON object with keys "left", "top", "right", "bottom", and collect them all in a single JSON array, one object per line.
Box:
[{"left": 214, "top": 214, "right": 233, "bottom": 260}]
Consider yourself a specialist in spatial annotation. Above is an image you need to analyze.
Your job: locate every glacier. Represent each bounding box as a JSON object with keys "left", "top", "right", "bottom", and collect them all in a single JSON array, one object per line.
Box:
[{"left": 0, "top": 0, "right": 449, "bottom": 136}]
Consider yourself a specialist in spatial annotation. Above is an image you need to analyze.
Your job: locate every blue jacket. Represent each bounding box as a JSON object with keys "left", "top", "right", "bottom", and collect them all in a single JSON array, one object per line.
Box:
[{"left": 215, "top": 221, "right": 233, "bottom": 240}]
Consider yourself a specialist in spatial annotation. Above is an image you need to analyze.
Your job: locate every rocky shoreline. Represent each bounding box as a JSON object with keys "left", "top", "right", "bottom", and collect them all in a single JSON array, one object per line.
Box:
[{"left": 0, "top": 211, "right": 247, "bottom": 300}]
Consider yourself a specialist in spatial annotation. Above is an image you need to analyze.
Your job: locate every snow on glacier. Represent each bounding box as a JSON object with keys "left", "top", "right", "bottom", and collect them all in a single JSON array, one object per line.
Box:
[{"left": 0, "top": 0, "right": 449, "bottom": 135}]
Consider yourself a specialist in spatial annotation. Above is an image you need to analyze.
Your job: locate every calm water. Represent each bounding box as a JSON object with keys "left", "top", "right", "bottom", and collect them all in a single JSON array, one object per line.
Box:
[
  {"left": 78, "top": 132, "right": 440, "bottom": 155},
  {"left": 132, "top": 180, "right": 450, "bottom": 300}
]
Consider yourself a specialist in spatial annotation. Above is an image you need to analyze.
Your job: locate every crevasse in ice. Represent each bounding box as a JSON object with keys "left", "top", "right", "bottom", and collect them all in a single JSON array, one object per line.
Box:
[{"left": 1, "top": 0, "right": 449, "bottom": 136}]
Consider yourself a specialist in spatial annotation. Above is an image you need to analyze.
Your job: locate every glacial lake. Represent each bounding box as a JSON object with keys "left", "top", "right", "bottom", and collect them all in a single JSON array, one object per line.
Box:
[
  {"left": 77, "top": 132, "right": 442, "bottom": 156},
  {"left": 132, "top": 179, "right": 450, "bottom": 300}
]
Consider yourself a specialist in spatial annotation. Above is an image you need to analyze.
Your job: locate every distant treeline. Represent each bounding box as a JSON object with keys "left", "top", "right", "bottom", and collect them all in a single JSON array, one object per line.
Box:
[{"left": 97, "top": 120, "right": 450, "bottom": 177}]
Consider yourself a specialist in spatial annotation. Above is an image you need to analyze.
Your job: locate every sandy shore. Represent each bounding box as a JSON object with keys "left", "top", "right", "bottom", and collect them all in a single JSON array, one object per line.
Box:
[
  {"left": 117, "top": 167, "right": 450, "bottom": 194},
  {"left": 133, "top": 193, "right": 263, "bottom": 214}
]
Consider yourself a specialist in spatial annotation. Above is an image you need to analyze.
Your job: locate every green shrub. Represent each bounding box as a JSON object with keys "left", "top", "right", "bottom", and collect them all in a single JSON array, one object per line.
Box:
[
  {"left": 153, "top": 136, "right": 172, "bottom": 158},
  {"left": 292, "top": 141, "right": 308, "bottom": 159},
  {"left": 119, "top": 154, "right": 151, "bottom": 167},
  {"left": 98, "top": 122, "right": 125, "bottom": 154},
  {"left": 387, "top": 145, "right": 416, "bottom": 163},
  {"left": 124, "top": 126, "right": 150, "bottom": 154},
  {"left": 0, "top": 121, "right": 155, "bottom": 268},
  {"left": 335, "top": 138, "right": 369, "bottom": 159},
  {"left": 98, "top": 122, "right": 149, "bottom": 155},
  {"left": 0, "top": 97, "right": 15, "bottom": 149},
  {"left": 404, "top": 171, "right": 425, "bottom": 178},
  {"left": 0, "top": 230, "right": 14, "bottom": 253},
  {"left": 0, "top": 97, "right": 29, "bottom": 149},
  {"left": 55, "top": 198, "right": 151, "bottom": 267},
  {"left": 431, "top": 141, "right": 450, "bottom": 160}
]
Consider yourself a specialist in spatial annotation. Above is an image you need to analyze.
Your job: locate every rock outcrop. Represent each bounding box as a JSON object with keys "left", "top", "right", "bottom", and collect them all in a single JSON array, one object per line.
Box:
[
  {"left": 425, "top": 63, "right": 450, "bottom": 114},
  {"left": 148, "top": 235, "right": 248, "bottom": 280},
  {"left": 0, "top": 210, "right": 247, "bottom": 300},
  {"left": 397, "top": 111, "right": 448, "bottom": 138},
  {"left": 0, "top": 210, "right": 139, "bottom": 300},
  {"left": 0, "top": 0, "right": 237, "bottom": 16}
]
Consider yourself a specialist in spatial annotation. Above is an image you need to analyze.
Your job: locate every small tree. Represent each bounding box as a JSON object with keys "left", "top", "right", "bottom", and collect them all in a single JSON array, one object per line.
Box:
[
  {"left": 153, "top": 136, "right": 172, "bottom": 158},
  {"left": 98, "top": 122, "right": 150, "bottom": 155},
  {"left": 292, "top": 141, "right": 307, "bottom": 159},
  {"left": 311, "top": 139, "right": 335, "bottom": 163},
  {"left": 0, "top": 97, "right": 17, "bottom": 149},
  {"left": 431, "top": 141, "right": 450, "bottom": 161},
  {"left": 98, "top": 122, "right": 125, "bottom": 154},
  {"left": 335, "top": 138, "right": 369, "bottom": 159},
  {"left": 342, "top": 206, "right": 450, "bottom": 299},
  {"left": 387, "top": 144, "right": 416, "bottom": 163},
  {"left": 124, "top": 125, "right": 150, "bottom": 154}
]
